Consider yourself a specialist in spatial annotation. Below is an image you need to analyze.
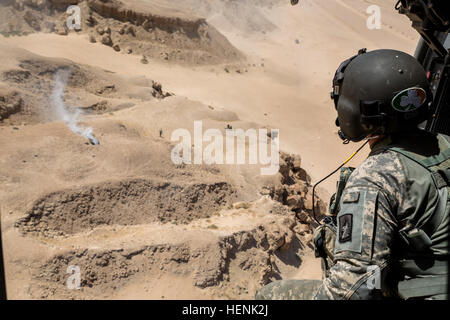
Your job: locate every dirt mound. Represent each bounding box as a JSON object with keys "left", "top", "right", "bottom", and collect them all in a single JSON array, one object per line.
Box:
[
  {"left": 0, "top": 0, "right": 244, "bottom": 65},
  {"left": 2, "top": 59, "right": 90, "bottom": 99},
  {"left": 261, "top": 152, "right": 327, "bottom": 229},
  {"left": 0, "top": 88, "right": 23, "bottom": 121},
  {"left": 0, "top": 46, "right": 171, "bottom": 125},
  {"left": 31, "top": 245, "right": 194, "bottom": 299},
  {"left": 16, "top": 179, "right": 237, "bottom": 237},
  {"left": 28, "top": 209, "right": 307, "bottom": 299},
  {"left": 86, "top": 0, "right": 243, "bottom": 65},
  {"left": 88, "top": 0, "right": 203, "bottom": 34}
]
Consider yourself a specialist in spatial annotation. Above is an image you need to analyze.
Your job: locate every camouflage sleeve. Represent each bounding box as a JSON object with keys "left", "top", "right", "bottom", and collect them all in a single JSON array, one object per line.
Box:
[{"left": 314, "top": 150, "right": 406, "bottom": 300}]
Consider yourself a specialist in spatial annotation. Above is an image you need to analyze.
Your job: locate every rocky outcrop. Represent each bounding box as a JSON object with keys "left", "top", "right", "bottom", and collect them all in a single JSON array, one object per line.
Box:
[
  {"left": 87, "top": 0, "right": 205, "bottom": 38},
  {"left": 15, "top": 179, "right": 237, "bottom": 237},
  {"left": 28, "top": 200, "right": 304, "bottom": 299},
  {"left": 1, "top": 0, "right": 244, "bottom": 65},
  {"left": 0, "top": 90, "right": 22, "bottom": 121},
  {"left": 262, "top": 152, "right": 327, "bottom": 228}
]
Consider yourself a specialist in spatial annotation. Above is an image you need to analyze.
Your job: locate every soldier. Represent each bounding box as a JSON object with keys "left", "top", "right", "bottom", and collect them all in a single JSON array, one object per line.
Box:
[{"left": 256, "top": 49, "right": 449, "bottom": 300}]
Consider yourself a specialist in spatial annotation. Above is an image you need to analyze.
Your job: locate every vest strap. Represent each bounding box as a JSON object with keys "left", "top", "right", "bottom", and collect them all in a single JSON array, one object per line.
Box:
[
  {"left": 397, "top": 259, "right": 448, "bottom": 300},
  {"left": 420, "top": 148, "right": 450, "bottom": 167},
  {"left": 382, "top": 136, "right": 449, "bottom": 250},
  {"left": 398, "top": 275, "right": 448, "bottom": 300},
  {"left": 399, "top": 259, "right": 448, "bottom": 276},
  {"left": 387, "top": 134, "right": 450, "bottom": 171}
]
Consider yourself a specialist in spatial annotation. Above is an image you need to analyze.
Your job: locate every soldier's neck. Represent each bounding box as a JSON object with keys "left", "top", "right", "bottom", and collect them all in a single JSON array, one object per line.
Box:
[{"left": 368, "top": 135, "right": 386, "bottom": 149}]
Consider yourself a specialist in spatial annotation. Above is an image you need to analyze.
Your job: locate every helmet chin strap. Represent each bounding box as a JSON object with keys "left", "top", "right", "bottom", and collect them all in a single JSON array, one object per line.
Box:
[
  {"left": 338, "top": 130, "right": 382, "bottom": 145},
  {"left": 338, "top": 130, "right": 350, "bottom": 144}
]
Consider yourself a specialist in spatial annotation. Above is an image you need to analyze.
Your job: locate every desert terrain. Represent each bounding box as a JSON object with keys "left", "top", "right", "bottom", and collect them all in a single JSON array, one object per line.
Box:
[{"left": 0, "top": 0, "right": 418, "bottom": 299}]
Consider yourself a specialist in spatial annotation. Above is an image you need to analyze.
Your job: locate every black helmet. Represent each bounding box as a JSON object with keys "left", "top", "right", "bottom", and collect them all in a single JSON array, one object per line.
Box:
[{"left": 331, "top": 48, "right": 432, "bottom": 142}]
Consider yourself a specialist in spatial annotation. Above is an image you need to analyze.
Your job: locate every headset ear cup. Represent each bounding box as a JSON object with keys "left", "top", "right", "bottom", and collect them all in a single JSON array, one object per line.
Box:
[{"left": 332, "top": 49, "right": 368, "bottom": 133}]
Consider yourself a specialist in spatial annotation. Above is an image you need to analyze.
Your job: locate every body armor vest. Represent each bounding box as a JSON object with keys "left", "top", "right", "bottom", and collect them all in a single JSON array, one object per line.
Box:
[
  {"left": 383, "top": 134, "right": 449, "bottom": 300},
  {"left": 314, "top": 133, "right": 449, "bottom": 299}
]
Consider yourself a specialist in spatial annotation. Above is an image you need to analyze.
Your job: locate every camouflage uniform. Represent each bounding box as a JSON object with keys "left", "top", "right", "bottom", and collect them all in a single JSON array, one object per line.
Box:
[
  {"left": 256, "top": 280, "right": 323, "bottom": 300},
  {"left": 256, "top": 130, "right": 449, "bottom": 300}
]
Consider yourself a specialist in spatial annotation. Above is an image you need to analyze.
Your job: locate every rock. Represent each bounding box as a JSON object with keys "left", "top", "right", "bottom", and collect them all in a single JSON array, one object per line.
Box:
[
  {"left": 86, "top": 15, "right": 96, "bottom": 27},
  {"left": 142, "top": 19, "right": 152, "bottom": 31},
  {"left": 151, "top": 81, "right": 171, "bottom": 99},
  {"left": 125, "top": 47, "right": 132, "bottom": 54},
  {"left": 278, "top": 158, "right": 290, "bottom": 178},
  {"left": 297, "top": 211, "right": 311, "bottom": 224},
  {"left": 286, "top": 195, "right": 302, "bottom": 210},
  {"left": 101, "top": 35, "right": 112, "bottom": 46},
  {"left": 14, "top": 0, "right": 25, "bottom": 11},
  {"left": 280, "top": 152, "right": 292, "bottom": 163},
  {"left": 260, "top": 186, "right": 273, "bottom": 197},
  {"left": 152, "top": 81, "right": 162, "bottom": 92},
  {"left": 96, "top": 84, "right": 115, "bottom": 95},
  {"left": 273, "top": 185, "right": 286, "bottom": 202},
  {"left": 34, "top": 0, "right": 48, "bottom": 10},
  {"left": 292, "top": 155, "right": 302, "bottom": 171},
  {"left": 233, "top": 202, "right": 251, "bottom": 210},
  {"left": 304, "top": 193, "right": 313, "bottom": 211},
  {"left": 89, "top": 35, "right": 96, "bottom": 43},
  {"left": 0, "top": 94, "right": 22, "bottom": 121},
  {"left": 295, "top": 168, "right": 310, "bottom": 183},
  {"left": 104, "top": 26, "right": 111, "bottom": 35},
  {"left": 55, "top": 23, "right": 68, "bottom": 36},
  {"left": 280, "top": 230, "right": 295, "bottom": 251},
  {"left": 96, "top": 26, "right": 104, "bottom": 35},
  {"left": 294, "top": 223, "right": 310, "bottom": 235},
  {"left": 42, "top": 21, "right": 55, "bottom": 33},
  {"left": 315, "top": 199, "right": 327, "bottom": 218},
  {"left": 119, "top": 25, "right": 126, "bottom": 35},
  {"left": 126, "top": 26, "right": 135, "bottom": 36},
  {"left": 303, "top": 233, "right": 314, "bottom": 244},
  {"left": 286, "top": 185, "right": 296, "bottom": 196},
  {"left": 23, "top": 10, "right": 41, "bottom": 31},
  {"left": 268, "top": 229, "right": 286, "bottom": 252},
  {"left": 87, "top": 100, "right": 108, "bottom": 112},
  {"left": 113, "top": 44, "right": 120, "bottom": 52},
  {"left": 140, "top": 55, "right": 148, "bottom": 64},
  {"left": 293, "top": 182, "right": 307, "bottom": 195}
]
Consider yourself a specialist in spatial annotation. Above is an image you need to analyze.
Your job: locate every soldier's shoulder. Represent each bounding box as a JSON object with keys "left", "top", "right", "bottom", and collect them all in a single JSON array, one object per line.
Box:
[
  {"left": 347, "top": 148, "right": 406, "bottom": 192},
  {"left": 438, "top": 133, "right": 450, "bottom": 144}
]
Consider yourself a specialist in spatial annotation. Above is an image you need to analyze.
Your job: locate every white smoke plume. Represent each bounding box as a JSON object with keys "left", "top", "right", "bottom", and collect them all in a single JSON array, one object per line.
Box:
[{"left": 51, "top": 69, "right": 99, "bottom": 145}]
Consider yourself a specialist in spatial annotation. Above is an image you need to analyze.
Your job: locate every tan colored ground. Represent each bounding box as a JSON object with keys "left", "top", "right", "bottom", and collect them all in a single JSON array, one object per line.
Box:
[{"left": 0, "top": 0, "right": 418, "bottom": 299}]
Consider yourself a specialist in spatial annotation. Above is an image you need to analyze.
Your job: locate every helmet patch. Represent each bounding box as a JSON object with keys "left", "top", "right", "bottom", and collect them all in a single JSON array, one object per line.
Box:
[{"left": 391, "top": 87, "right": 427, "bottom": 112}]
